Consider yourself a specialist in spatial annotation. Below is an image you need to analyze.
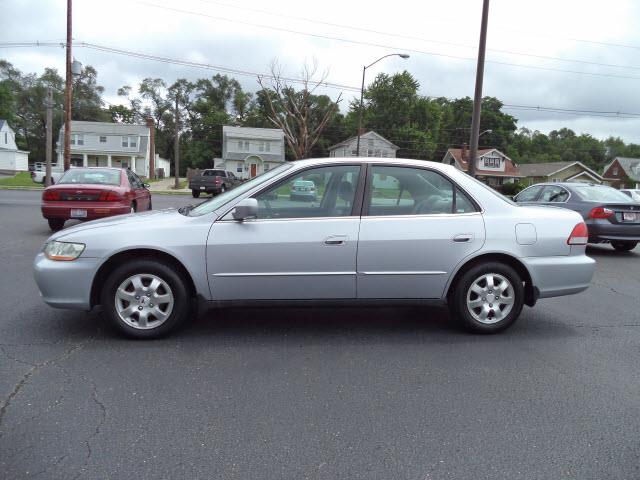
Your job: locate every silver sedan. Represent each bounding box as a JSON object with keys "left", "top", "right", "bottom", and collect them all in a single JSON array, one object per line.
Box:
[{"left": 34, "top": 158, "right": 595, "bottom": 338}]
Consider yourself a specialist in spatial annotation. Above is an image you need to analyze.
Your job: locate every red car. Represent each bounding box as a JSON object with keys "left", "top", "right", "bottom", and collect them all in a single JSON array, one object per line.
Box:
[{"left": 41, "top": 167, "right": 152, "bottom": 231}]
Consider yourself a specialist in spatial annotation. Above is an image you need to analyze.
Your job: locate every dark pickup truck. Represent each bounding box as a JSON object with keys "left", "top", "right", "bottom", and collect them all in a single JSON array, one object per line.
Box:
[{"left": 189, "top": 169, "right": 241, "bottom": 197}]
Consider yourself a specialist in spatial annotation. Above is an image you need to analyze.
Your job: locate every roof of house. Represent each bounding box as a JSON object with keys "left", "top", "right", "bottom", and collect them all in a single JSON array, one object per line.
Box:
[
  {"left": 60, "top": 121, "right": 150, "bottom": 136},
  {"left": 609, "top": 157, "right": 640, "bottom": 181},
  {"left": 328, "top": 131, "right": 400, "bottom": 151},
  {"left": 445, "top": 148, "right": 522, "bottom": 177},
  {"left": 517, "top": 161, "right": 603, "bottom": 181},
  {"left": 222, "top": 126, "right": 284, "bottom": 139}
]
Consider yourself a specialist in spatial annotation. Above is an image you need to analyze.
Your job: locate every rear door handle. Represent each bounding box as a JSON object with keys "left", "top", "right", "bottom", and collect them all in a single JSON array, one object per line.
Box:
[
  {"left": 453, "top": 234, "right": 473, "bottom": 243},
  {"left": 324, "top": 235, "right": 347, "bottom": 246}
]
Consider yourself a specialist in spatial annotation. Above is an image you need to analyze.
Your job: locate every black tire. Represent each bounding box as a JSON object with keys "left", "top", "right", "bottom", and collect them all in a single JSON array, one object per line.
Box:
[
  {"left": 611, "top": 241, "right": 637, "bottom": 252},
  {"left": 130, "top": 202, "right": 137, "bottom": 213},
  {"left": 100, "top": 259, "right": 192, "bottom": 339},
  {"left": 148, "top": 199, "right": 153, "bottom": 210},
  {"left": 192, "top": 190, "right": 200, "bottom": 198},
  {"left": 47, "top": 218, "right": 65, "bottom": 231},
  {"left": 449, "top": 262, "right": 524, "bottom": 334}
]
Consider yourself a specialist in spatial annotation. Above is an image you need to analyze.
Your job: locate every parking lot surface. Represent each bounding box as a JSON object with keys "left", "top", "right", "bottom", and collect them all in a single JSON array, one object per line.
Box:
[{"left": 1, "top": 189, "right": 639, "bottom": 480}]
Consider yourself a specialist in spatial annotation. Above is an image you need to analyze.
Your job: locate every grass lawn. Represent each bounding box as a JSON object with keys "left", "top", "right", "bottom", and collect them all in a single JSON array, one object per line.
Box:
[{"left": 0, "top": 172, "right": 41, "bottom": 187}]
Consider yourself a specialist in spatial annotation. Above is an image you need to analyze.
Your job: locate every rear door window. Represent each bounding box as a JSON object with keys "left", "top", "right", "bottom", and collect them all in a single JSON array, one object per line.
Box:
[
  {"left": 515, "top": 185, "right": 542, "bottom": 202},
  {"left": 539, "top": 185, "right": 569, "bottom": 203}
]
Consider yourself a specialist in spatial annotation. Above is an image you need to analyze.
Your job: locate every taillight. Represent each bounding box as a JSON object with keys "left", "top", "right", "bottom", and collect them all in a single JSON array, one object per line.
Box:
[
  {"left": 567, "top": 222, "right": 588, "bottom": 245},
  {"left": 589, "top": 207, "right": 614, "bottom": 219},
  {"left": 98, "top": 191, "right": 123, "bottom": 202},
  {"left": 214, "top": 177, "right": 221, "bottom": 184},
  {"left": 42, "top": 190, "right": 60, "bottom": 201}
]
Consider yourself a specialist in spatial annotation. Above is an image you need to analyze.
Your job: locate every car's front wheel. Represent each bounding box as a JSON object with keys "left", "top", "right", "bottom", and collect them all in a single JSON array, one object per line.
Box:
[
  {"left": 101, "top": 259, "right": 192, "bottom": 339},
  {"left": 192, "top": 190, "right": 200, "bottom": 198},
  {"left": 611, "top": 241, "right": 637, "bottom": 252},
  {"left": 449, "top": 262, "right": 524, "bottom": 333}
]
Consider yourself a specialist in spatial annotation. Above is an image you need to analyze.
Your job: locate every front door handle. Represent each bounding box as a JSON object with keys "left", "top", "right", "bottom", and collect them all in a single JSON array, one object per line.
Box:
[
  {"left": 324, "top": 235, "right": 347, "bottom": 246},
  {"left": 453, "top": 234, "right": 473, "bottom": 243}
]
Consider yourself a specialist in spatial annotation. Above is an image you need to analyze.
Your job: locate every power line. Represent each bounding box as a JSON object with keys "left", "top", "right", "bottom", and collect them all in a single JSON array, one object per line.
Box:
[
  {"left": 132, "top": 0, "right": 640, "bottom": 82},
  {"left": 188, "top": 0, "right": 640, "bottom": 72},
  {"left": 6, "top": 41, "right": 640, "bottom": 121},
  {"left": 191, "top": 0, "right": 640, "bottom": 53}
]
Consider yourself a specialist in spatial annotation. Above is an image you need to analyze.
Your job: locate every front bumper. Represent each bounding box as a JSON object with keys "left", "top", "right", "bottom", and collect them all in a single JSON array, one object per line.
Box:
[
  {"left": 33, "top": 253, "right": 100, "bottom": 310},
  {"left": 587, "top": 221, "right": 640, "bottom": 243},
  {"left": 42, "top": 202, "right": 130, "bottom": 220},
  {"left": 522, "top": 254, "right": 595, "bottom": 299}
]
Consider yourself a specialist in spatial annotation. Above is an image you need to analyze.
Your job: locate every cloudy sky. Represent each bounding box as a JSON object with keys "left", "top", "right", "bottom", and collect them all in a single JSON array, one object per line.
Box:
[{"left": 3, "top": 0, "right": 640, "bottom": 142}]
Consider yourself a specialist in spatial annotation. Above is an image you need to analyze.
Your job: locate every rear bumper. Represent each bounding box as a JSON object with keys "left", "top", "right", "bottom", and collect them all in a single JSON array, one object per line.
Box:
[
  {"left": 522, "top": 254, "right": 595, "bottom": 299},
  {"left": 190, "top": 185, "right": 223, "bottom": 193},
  {"left": 42, "top": 202, "right": 130, "bottom": 220},
  {"left": 587, "top": 221, "right": 640, "bottom": 243},
  {"left": 33, "top": 253, "right": 99, "bottom": 310}
]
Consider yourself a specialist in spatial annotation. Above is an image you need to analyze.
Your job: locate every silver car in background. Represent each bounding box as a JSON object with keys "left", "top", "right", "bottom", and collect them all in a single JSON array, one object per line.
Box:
[{"left": 33, "top": 158, "right": 595, "bottom": 338}]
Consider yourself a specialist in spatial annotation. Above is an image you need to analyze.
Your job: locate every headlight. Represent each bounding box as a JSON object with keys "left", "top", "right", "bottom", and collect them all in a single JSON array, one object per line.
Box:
[{"left": 44, "top": 241, "right": 85, "bottom": 261}]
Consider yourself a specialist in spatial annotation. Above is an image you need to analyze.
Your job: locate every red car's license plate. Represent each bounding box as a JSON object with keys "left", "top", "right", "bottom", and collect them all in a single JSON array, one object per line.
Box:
[
  {"left": 623, "top": 212, "right": 637, "bottom": 221},
  {"left": 70, "top": 209, "right": 87, "bottom": 218}
]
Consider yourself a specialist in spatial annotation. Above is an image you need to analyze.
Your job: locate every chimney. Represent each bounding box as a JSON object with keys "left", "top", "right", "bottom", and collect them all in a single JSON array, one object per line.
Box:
[
  {"left": 146, "top": 117, "right": 155, "bottom": 179},
  {"left": 357, "top": 127, "right": 367, "bottom": 136},
  {"left": 461, "top": 143, "right": 468, "bottom": 164}
]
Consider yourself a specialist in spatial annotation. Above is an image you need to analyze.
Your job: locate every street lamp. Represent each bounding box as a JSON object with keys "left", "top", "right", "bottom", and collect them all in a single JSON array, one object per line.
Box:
[{"left": 356, "top": 53, "right": 410, "bottom": 156}]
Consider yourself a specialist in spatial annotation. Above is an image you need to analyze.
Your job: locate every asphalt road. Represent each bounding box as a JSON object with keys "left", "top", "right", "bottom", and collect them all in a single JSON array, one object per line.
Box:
[{"left": 1, "top": 189, "right": 639, "bottom": 480}]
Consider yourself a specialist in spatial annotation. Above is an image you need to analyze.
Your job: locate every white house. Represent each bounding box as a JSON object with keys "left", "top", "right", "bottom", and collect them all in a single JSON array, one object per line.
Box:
[
  {"left": 0, "top": 120, "right": 29, "bottom": 172},
  {"left": 214, "top": 126, "right": 286, "bottom": 179},
  {"left": 442, "top": 146, "right": 523, "bottom": 187},
  {"left": 57, "top": 121, "right": 171, "bottom": 178},
  {"left": 328, "top": 131, "right": 399, "bottom": 158}
]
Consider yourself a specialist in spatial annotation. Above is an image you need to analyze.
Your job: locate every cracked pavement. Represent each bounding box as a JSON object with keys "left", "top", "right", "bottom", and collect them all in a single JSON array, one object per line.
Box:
[{"left": 1, "top": 189, "right": 639, "bottom": 480}]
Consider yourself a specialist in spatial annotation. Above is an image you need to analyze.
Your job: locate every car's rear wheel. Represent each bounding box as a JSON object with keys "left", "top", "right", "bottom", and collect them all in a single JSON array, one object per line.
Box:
[
  {"left": 47, "top": 218, "right": 65, "bottom": 231},
  {"left": 450, "top": 262, "right": 524, "bottom": 333},
  {"left": 130, "top": 202, "right": 136, "bottom": 213},
  {"left": 192, "top": 190, "right": 200, "bottom": 198},
  {"left": 611, "top": 241, "right": 637, "bottom": 252},
  {"left": 101, "top": 259, "right": 191, "bottom": 339}
]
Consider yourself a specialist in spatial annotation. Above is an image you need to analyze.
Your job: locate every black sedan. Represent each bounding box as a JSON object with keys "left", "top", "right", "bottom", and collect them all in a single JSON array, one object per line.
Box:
[{"left": 514, "top": 182, "right": 640, "bottom": 252}]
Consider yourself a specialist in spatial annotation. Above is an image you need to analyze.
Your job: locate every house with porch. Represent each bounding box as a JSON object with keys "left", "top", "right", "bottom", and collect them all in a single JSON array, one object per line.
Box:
[
  {"left": 214, "top": 126, "right": 285, "bottom": 179},
  {"left": 328, "top": 131, "right": 399, "bottom": 158},
  {"left": 518, "top": 161, "right": 603, "bottom": 186},
  {"left": 0, "top": 120, "right": 29, "bottom": 172},
  {"left": 442, "top": 146, "right": 522, "bottom": 188},
  {"left": 602, "top": 157, "right": 640, "bottom": 189},
  {"left": 57, "top": 121, "right": 170, "bottom": 178}
]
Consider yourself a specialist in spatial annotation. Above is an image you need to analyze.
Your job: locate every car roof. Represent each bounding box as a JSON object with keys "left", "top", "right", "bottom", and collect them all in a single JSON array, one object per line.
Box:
[{"left": 290, "top": 157, "right": 459, "bottom": 173}]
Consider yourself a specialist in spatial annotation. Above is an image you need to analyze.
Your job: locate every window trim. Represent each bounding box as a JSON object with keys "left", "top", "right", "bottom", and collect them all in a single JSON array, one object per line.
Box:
[
  {"left": 514, "top": 184, "right": 544, "bottom": 203},
  {"left": 361, "top": 164, "right": 480, "bottom": 217},
  {"left": 233, "top": 163, "right": 366, "bottom": 221}
]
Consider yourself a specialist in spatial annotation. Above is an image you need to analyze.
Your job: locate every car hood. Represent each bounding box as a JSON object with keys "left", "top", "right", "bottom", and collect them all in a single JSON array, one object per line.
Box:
[{"left": 49, "top": 208, "right": 185, "bottom": 241}]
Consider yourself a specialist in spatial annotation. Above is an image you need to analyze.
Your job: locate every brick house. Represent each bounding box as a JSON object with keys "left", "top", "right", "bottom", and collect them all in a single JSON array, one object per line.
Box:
[
  {"left": 602, "top": 157, "right": 640, "bottom": 189},
  {"left": 442, "top": 146, "right": 523, "bottom": 189}
]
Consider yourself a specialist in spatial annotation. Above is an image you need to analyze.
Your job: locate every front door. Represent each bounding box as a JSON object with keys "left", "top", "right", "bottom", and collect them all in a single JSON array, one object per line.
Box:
[
  {"left": 250, "top": 164, "right": 257, "bottom": 178},
  {"left": 357, "top": 165, "right": 485, "bottom": 299},
  {"left": 207, "top": 164, "right": 362, "bottom": 300}
]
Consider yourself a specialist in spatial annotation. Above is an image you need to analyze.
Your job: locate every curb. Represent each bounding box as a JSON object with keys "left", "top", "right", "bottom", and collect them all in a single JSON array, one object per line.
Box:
[{"left": 0, "top": 185, "right": 44, "bottom": 191}]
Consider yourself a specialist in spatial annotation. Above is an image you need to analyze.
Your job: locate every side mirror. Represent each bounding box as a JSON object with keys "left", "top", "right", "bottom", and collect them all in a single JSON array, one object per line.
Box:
[
  {"left": 143, "top": 183, "right": 150, "bottom": 189},
  {"left": 232, "top": 198, "right": 258, "bottom": 221}
]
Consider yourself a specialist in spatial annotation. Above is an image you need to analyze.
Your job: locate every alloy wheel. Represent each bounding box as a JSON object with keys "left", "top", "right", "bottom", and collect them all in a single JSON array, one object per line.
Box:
[
  {"left": 466, "top": 273, "right": 515, "bottom": 324},
  {"left": 114, "top": 273, "right": 174, "bottom": 330}
]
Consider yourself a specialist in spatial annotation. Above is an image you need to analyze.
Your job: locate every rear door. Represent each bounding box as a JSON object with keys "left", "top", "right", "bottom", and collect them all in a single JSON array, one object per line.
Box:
[
  {"left": 126, "top": 170, "right": 150, "bottom": 210},
  {"left": 357, "top": 165, "right": 485, "bottom": 299}
]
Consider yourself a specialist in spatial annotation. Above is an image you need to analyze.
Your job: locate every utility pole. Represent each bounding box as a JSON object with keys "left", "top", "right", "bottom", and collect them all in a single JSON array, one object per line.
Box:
[
  {"left": 147, "top": 117, "right": 156, "bottom": 179},
  {"left": 63, "top": 0, "right": 72, "bottom": 171},
  {"left": 174, "top": 96, "right": 180, "bottom": 189},
  {"left": 45, "top": 87, "right": 53, "bottom": 187},
  {"left": 468, "top": 0, "right": 490, "bottom": 177}
]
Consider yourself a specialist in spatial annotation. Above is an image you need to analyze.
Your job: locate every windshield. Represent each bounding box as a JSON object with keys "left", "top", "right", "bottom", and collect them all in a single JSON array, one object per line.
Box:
[
  {"left": 57, "top": 168, "right": 122, "bottom": 185},
  {"left": 572, "top": 185, "right": 633, "bottom": 203},
  {"left": 189, "top": 163, "right": 292, "bottom": 216}
]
